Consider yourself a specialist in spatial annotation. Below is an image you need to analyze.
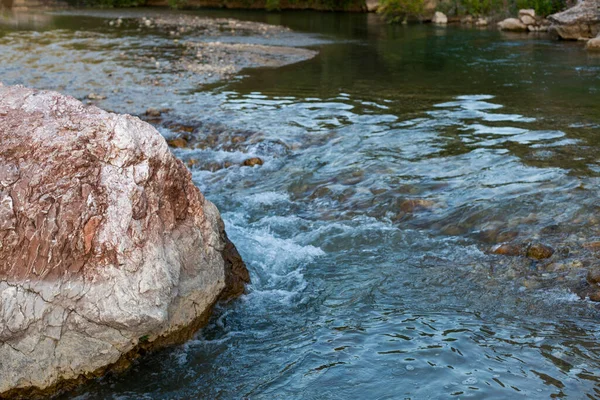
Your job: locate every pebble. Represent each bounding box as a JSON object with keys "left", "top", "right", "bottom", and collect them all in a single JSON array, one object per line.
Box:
[
  {"left": 145, "top": 108, "right": 162, "bottom": 117},
  {"left": 491, "top": 243, "right": 525, "bottom": 257},
  {"left": 526, "top": 243, "right": 554, "bottom": 260},
  {"left": 167, "top": 137, "right": 188, "bottom": 148},
  {"left": 586, "top": 267, "right": 600, "bottom": 285},
  {"left": 87, "top": 93, "right": 106, "bottom": 100},
  {"left": 242, "top": 157, "right": 264, "bottom": 167}
]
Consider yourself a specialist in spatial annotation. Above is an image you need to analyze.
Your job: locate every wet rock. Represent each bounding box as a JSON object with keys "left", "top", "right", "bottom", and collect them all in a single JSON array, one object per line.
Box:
[
  {"left": 167, "top": 137, "right": 189, "bottom": 148},
  {"left": 145, "top": 107, "right": 162, "bottom": 117},
  {"left": 548, "top": 0, "right": 600, "bottom": 40},
  {"left": 498, "top": 18, "right": 528, "bottom": 31},
  {"left": 589, "top": 291, "right": 600, "bottom": 302},
  {"left": 399, "top": 199, "right": 436, "bottom": 213},
  {"left": 310, "top": 186, "right": 333, "bottom": 200},
  {"left": 432, "top": 11, "right": 448, "bottom": 25},
  {"left": 526, "top": 243, "right": 554, "bottom": 260},
  {"left": 242, "top": 157, "right": 264, "bottom": 167},
  {"left": 586, "top": 267, "right": 600, "bottom": 285},
  {"left": 586, "top": 34, "right": 600, "bottom": 50},
  {"left": 0, "top": 84, "right": 248, "bottom": 397},
  {"left": 583, "top": 241, "right": 600, "bottom": 250},
  {"left": 87, "top": 93, "right": 106, "bottom": 100},
  {"left": 492, "top": 243, "right": 527, "bottom": 257}
]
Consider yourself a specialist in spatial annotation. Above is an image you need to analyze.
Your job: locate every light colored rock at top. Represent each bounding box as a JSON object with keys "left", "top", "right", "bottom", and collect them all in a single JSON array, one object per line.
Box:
[
  {"left": 498, "top": 17, "right": 528, "bottom": 31},
  {"left": 519, "top": 9, "right": 536, "bottom": 18},
  {"left": 548, "top": 0, "right": 600, "bottom": 40},
  {"left": 432, "top": 11, "right": 448, "bottom": 24},
  {"left": 366, "top": 0, "right": 379, "bottom": 12},
  {"left": 0, "top": 83, "right": 249, "bottom": 397}
]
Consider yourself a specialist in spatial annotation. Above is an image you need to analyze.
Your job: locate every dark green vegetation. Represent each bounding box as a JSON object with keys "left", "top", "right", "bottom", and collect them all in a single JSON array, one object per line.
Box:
[
  {"left": 378, "top": 0, "right": 570, "bottom": 21},
  {"left": 64, "top": 0, "right": 364, "bottom": 10}
]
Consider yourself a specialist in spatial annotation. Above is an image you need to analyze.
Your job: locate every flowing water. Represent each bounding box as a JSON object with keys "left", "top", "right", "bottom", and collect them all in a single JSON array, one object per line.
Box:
[{"left": 2, "top": 8, "right": 600, "bottom": 399}]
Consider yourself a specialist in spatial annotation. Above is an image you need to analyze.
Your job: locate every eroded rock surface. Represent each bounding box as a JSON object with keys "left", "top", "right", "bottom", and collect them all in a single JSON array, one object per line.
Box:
[
  {"left": 0, "top": 83, "right": 249, "bottom": 397},
  {"left": 548, "top": 0, "right": 600, "bottom": 39}
]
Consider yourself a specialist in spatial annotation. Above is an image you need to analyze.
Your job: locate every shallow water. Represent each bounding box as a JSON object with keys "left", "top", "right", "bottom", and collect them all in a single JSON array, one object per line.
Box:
[{"left": 2, "top": 8, "right": 600, "bottom": 399}]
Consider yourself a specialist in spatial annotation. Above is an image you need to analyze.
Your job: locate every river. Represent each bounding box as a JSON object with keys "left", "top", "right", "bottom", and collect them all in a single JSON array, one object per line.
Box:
[{"left": 2, "top": 8, "right": 600, "bottom": 399}]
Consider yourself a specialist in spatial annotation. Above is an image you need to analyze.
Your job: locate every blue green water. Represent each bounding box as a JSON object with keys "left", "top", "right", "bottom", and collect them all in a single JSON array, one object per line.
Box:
[{"left": 2, "top": 8, "right": 600, "bottom": 398}]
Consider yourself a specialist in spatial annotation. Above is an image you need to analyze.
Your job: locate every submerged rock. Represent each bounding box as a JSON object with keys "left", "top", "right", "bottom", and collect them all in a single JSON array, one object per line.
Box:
[
  {"left": 526, "top": 243, "right": 554, "bottom": 260},
  {"left": 586, "top": 267, "right": 600, "bottom": 285},
  {"left": 167, "top": 137, "right": 189, "bottom": 148},
  {"left": 242, "top": 157, "right": 264, "bottom": 167},
  {"left": 0, "top": 83, "right": 249, "bottom": 397},
  {"left": 145, "top": 107, "right": 162, "bottom": 117},
  {"left": 491, "top": 242, "right": 554, "bottom": 259},
  {"left": 399, "top": 199, "right": 436, "bottom": 213},
  {"left": 492, "top": 243, "right": 527, "bottom": 257},
  {"left": 548, "top": 0, "right": 600, "bottom": 40}
]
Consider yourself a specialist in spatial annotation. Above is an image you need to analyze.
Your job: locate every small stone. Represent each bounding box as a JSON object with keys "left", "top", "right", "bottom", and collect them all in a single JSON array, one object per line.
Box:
[
  {"left": 242, "top": 157, "right": 263, "bottom": 167},
  {"left": 432, "top": 12, "right": 448, "bottom": 25},
  {"left": 589, "top": 291, "right": 600, "bottom": 302},
  {"left": 583, "top": 241, "right": 600, "bottom": 250},
  {"left": 498, "top": 18, "right": 527, "bottom": 31},
  {"left": 526, "top": 243, "right": 554, "bottom": 260},
  {"left": 492, "top": 243, "right": 525, "bottom": 257},
  {"left": 167, "top": 137, "right": 188, "bottom": 148},
  {"left": 186, "top": 159, "right": 198, "bottom": 168},
  {"left": 475, "top": 18, "right": 488, "bottom": 26},
  {"left": 400, "top": 199, "right": 436, "bottom": 213},
  {"left": 145, "top": 108, "right": 161, "bottom": 117},
  {"left": 586, "top": 268, "right": 600, "bottom": 285},
  {"left": 87, "top": 93, "right": 106, "bottom": 100}
]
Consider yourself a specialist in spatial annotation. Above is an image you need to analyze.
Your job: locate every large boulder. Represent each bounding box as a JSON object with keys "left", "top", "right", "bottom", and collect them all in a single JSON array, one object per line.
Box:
[
  {"left": 0, "top": 83, "right": 249, "bottom": 398},
  {"left": 548, "top": 0, "right": 600, "bottom": 39}
]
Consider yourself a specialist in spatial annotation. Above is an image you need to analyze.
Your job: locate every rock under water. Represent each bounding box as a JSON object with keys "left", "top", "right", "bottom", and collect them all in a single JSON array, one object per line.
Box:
[{"left": 0, "top": 83, "right": 249, "bottom": 398}]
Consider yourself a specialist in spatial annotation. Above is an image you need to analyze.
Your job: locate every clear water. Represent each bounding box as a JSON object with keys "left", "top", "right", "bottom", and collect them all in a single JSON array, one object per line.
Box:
[{"left": 2, "top": 8, "right": 600, "bottom": 399}]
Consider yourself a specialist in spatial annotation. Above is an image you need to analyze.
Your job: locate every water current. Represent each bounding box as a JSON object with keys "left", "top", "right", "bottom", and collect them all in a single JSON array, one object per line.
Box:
[{"left": 1, "top": 8, "right": 600, "bottom": 398}]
